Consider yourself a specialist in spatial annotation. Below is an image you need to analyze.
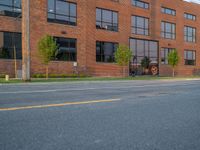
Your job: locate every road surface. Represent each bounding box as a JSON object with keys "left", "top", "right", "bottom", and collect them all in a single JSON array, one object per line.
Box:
[{"left": 0, "top": 79, "right": 200, "bottom": 150}]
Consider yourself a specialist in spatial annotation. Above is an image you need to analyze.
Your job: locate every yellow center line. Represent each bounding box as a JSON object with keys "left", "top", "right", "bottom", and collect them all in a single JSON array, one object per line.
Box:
[{"left": 0, "top": 99, "right": 121, "bottom": 112}]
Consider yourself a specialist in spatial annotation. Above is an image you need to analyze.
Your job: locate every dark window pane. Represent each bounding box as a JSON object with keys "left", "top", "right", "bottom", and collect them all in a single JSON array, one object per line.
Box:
[
  {"left": 54, "top": 37, "right": 77, "bottom": 61},
  {"left": 96, "top": 41, "right": 118, "bottom": 63},
  {"left": 0, "top": 32, "right": 22, "bottom": 59}
]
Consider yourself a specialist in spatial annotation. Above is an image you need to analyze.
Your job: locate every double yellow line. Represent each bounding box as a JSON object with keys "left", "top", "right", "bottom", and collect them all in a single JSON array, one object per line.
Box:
[{"left": 0, "top": 99, "right": 121, "bottom": 112}]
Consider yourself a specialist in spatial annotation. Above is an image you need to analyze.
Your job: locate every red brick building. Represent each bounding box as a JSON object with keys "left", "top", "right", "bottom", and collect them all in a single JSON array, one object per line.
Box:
[{"left": 1, "top": 0, "right": 200, "bottom": 77}]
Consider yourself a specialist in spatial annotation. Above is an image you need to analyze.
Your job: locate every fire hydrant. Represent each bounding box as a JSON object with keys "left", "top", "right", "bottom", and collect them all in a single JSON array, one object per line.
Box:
[{"left": 5, "top": 75, "right": 9, "bottom": 81}]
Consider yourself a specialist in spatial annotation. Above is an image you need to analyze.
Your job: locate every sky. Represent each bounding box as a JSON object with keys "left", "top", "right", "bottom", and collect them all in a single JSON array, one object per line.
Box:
[{"left": 184, "top": 0, "right": 200, "bottom": 4}]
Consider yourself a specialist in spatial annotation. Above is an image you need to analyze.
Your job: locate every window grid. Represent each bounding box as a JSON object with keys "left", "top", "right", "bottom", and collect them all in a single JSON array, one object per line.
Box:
[
  {"left": 184, "top": 26, "right": 196, "bottom": 43},
  {"left": 0, "top": 31, "right": 22, "bottom": 60},
  {"left": 96, "top": 41, "right": 118, "bottom": 63},
  {"left": 53, "top": 37, "right": 77, "bottom": 62},
  {"left": 130, "top": 39, "right": 158, "bottom": 65},
  {"left": 184, "top": 50, "right": 196, "bottom": 66},
  {"left": 132, "top": 0, "right": 149, "bottom": 9},
  {"left": 161, "top": 7, "right": 176, "bottom": 16},
  {"left": 47, "top": 0, "right": 77, "bottom": 26},
  {"left": 161, "top": 21, "right": 176, "bottom": 40},
  {"left": 0, "top": 0, "right": 21, "bottom": 17},
  {"left": 132, "top": 16, "right": 149, "bottom": 36},
  {"left": 184, "top": 13, "right": 196, "bottom": 21},
  {"left": 96, "top": 8, "right": 118, "bottom": 32}
]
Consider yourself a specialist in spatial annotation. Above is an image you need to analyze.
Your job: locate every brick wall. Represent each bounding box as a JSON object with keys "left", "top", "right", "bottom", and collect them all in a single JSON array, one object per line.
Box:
[{"left": 1, "top": 0, "right": 200, "bottom": 77}]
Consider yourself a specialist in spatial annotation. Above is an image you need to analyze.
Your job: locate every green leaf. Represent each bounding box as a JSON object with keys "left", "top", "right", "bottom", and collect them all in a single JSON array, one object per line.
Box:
[
  {"left": 168, "top": 49, "right": 179, "bottom": 67},
  {"left": 114, "top": 45, "right": 132, "bottom": 66},
  {"left": 38, "top": 35, "right": 57, "bottom": 65}
]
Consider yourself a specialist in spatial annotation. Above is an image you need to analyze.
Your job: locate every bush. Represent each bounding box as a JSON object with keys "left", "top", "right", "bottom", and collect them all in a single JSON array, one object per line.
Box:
[
  {"left": 0, "top": 74, "right": 5, "bottom": 78},
  {"left": 32, "top": 73, "right": 89, "bottom": 78},
  {"left": 32, "top": 74, "right": 46, "bottom": 78},
  {"left": 141, "top": 56, "right": 151, "bottom": 69}
]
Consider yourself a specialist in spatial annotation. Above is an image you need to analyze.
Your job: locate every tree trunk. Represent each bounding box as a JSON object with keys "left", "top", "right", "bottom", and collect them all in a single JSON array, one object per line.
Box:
[
  {"left": 172, "top": 67, "right": 175, "bottom": 77},
  {"left": 46, "top": 65, "right": 49, "bottom": 79},
  {"left": 123, "top": 67, "right": 126, "bottom": 77}
]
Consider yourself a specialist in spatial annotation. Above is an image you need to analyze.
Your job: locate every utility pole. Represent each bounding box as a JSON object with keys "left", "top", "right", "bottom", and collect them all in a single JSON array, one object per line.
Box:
[{"left": 22, "top": 0, "right": 31, "bottom": 81}]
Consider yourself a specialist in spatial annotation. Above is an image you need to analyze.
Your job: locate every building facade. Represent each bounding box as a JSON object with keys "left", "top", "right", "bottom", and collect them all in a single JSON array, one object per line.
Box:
[{"left": 1, "top": 0, "right": 200, "bottom": 77}]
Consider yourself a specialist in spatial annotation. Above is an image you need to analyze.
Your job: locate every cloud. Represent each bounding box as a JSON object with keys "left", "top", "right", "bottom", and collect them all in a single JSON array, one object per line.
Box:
[{"left": 184, "top": 0, "right": 200, "bottom": 4}]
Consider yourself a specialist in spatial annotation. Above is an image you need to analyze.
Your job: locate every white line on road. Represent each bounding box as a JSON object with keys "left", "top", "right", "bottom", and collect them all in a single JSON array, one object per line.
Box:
[{"left": 0, "top": 82, "right": 199, "bottom": 94}]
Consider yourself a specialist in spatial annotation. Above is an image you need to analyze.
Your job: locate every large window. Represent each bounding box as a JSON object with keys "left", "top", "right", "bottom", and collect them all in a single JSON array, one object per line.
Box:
[
  {"left": 132, "top": 0, "right": 149, "bottom": 9},
  {"left": 0, "top": 32, "right": 22, "bottom": 59},
  {"left": 53, "top": 37, "right": 77, "bottom": 61},
  {"left": 96, "top": 8, "right": 118, "bottom": 32},
  {"left": 184, "top": 26, "right": 196, "bottom": 43},
  {"left": 161, "top": 48, "right": 174, "bottom": 64},
  {"left": 0, "top": 0, "right": 21, "bottom": 17},
  {"left": 184, "top": 13, "right": 196, "bottom": 21},
  {"left": 96, "top": 41, "right": 118, "bottom": 63},
  {"left": 184, "top": 50, "right": 196, "bottom": 66},
  {"left": 161, "top": 21, "right": 176, "bottom": 39},
  {"left": 161, "top": 7, "right": 176, "bottom": 16},
  {"left": 132, "top": 16, "right": 149, "bottom": 36},
  {"left": 130, "top": 39, "right": 158, "bottom": 65},
  {"left": 48, "top": 0, "right": 77, "bottom": 26}
]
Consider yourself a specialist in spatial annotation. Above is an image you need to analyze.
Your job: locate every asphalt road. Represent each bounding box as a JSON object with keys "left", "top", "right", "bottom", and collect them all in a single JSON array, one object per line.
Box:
[{"left": 0, "top": 79, "right": 200, "bottom": 150}]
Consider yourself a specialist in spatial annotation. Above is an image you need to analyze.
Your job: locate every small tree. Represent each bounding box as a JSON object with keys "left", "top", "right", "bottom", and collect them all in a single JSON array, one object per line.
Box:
[
  {"left": 141, "top": 56, "right": 151, "bottom": 74},
  {"left": 38, "top": 35, "right": 57, "bottom": 79},
  {"left": 115, "top": 45, "right": 132, "bottom": 77},
  {"left": 168, "top": 49, "right": 179, "bottom": 77}
]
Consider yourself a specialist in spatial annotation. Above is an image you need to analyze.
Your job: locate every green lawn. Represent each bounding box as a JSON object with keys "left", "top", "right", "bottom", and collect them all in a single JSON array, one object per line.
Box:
[{"left": 0, "top": 76, "right": 199, "bottom": 84}]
